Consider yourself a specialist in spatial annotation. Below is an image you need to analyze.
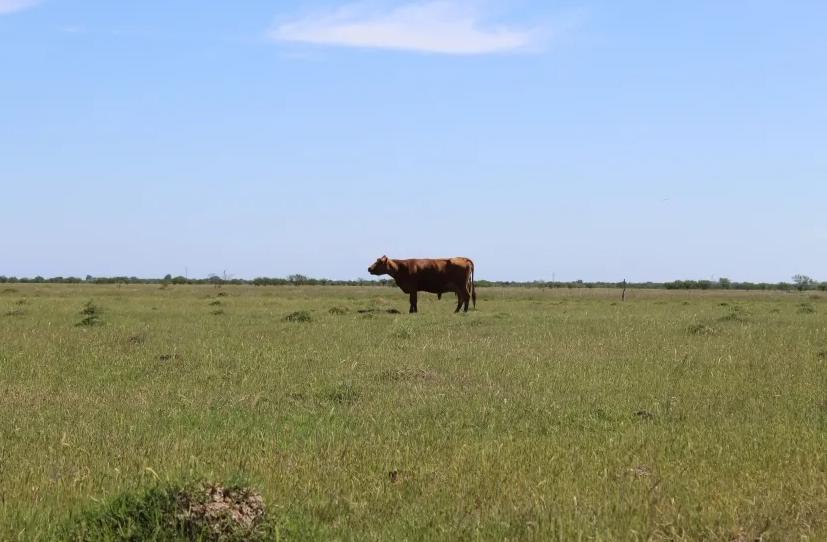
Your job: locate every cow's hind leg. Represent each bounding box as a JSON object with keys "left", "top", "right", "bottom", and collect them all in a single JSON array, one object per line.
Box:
[{"left": 409, "top": 290, "right": 418, "bottom": 313}]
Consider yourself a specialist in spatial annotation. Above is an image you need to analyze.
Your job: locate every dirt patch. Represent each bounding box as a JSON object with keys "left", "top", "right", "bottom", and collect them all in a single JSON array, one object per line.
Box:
[
  {"left": 627, "top": 465, "right": 652, "bottom": 478},
  {"left": 176, "top": 483, "right": 266, "bottom": 539}
]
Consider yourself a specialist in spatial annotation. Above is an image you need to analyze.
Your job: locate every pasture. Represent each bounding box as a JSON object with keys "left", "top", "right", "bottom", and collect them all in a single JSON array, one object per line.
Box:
[{"left": 1, "top": 284, "right": 826, "bottom": 540}]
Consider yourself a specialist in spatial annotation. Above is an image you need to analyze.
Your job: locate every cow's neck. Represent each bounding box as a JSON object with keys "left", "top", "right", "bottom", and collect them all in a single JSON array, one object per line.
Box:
[{"left": 386, "top": 259, "right": 400, "bottom": 279}]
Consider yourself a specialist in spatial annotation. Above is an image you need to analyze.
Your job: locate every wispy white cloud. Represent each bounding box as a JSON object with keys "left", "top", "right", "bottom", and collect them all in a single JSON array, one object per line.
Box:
[
  {"left": 0, "top": 0, "right": 39, "bottom": 15},
  {"left": 270, "top": 1, "right": 541, "bottom": 55}
]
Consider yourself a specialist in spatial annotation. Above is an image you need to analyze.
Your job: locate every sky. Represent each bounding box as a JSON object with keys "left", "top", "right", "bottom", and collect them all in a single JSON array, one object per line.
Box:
[{"left": 1, "top": 1, "right": 825, "bottom": 282}]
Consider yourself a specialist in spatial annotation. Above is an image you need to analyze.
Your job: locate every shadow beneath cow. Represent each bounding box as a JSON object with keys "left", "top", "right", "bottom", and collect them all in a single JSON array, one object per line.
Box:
[{"left": 357, "top": 308, "right": 402, "bottom": 315}]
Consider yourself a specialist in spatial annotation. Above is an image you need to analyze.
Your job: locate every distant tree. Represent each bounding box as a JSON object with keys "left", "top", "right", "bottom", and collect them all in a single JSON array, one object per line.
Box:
[
  {"left": 718, "top": 277, "right": 732, "bottom": 289},
  {"left": 288, "top": 274, "right": 309, "bottom": 285},
  {"left": 793, "top": 275, "right": 815, "bottom": 291}
]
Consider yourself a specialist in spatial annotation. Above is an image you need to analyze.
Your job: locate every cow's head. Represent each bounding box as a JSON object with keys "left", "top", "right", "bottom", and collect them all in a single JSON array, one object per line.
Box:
[{"left": 368, "top": 255, "right": 391, "bottom": 276}]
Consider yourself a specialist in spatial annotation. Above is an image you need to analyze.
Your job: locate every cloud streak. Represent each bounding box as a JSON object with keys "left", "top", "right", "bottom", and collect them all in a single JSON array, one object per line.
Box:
[
  {"left": 270, "top": 1, "right": 540, "bottom": 55},
  {"left": 0, "top": 0, "right": 39, "bottom": 15}
]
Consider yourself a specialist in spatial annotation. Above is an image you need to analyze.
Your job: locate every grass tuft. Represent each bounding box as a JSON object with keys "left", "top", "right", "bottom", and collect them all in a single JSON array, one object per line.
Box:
[
  {"left": 688, "top": 323, "right": 717, "bottom": 336},
  {"left": 284, "top": 310, "right": 312, "bottom": 322},
  {"left": 798, "top": 303, "right": 816, "bottom": 314},
  {"left": 323, "top": 382, "right": 360, "bottom": 404}
]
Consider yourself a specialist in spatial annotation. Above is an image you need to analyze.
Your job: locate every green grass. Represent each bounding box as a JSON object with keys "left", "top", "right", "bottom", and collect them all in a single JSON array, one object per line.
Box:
[{"left": 1, "top": 284, "right": 826, "bottom": 540}]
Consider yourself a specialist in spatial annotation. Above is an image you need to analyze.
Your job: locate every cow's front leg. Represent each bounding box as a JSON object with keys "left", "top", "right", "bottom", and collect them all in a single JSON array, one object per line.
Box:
[{"left": 409, "top": 290, "right": 418, "bottom": 313}]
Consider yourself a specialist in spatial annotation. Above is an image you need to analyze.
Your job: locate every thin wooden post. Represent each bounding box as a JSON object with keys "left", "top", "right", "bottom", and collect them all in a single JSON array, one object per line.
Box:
[{"left": 622, "top": 279, "right": 627, "bottom": 301}]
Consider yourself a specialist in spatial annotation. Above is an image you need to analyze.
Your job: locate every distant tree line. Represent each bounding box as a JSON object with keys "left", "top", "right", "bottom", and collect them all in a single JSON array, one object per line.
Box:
[{"left": 1, "top": 274, "right": 824, "bottom": 291}]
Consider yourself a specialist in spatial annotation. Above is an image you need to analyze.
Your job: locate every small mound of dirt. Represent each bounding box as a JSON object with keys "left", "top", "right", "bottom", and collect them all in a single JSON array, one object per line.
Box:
[
  {"left": 177, "top": 483, "right": 266, "bottom": 539},
  {"left": 357, "top": 308, "right": 401, "bottom": 314}
]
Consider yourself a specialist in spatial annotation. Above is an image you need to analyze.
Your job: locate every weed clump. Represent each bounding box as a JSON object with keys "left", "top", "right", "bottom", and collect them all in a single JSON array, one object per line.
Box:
[
  {"left": 688, "top": 323, "right": 717, "bottom": 336},
  {"left": 76, "top": 301, "right": 102, "bottom": 326},
  {"left": 126, "top": 334, "right": 146, "bottom": 345},
  {"left": 61, "top": 480, "right": 272, "bottom": 541},
  {"left": 324, "top": 382, "right": 360, "bottom": 404},
  {"left": 718, "top": 306, "right": 749, "bottom": 323},
  {"left": 329, "top": 306, "right": 349, "bottom": 315},
  {"left": 4, "top": 308, "right": 25, "bottom": 317},
  {"left": 284, "top": 311, "right": 312, "bottom": 323},
  {"left": 798, "top": 303, "right": 816, "bottom": 314}
]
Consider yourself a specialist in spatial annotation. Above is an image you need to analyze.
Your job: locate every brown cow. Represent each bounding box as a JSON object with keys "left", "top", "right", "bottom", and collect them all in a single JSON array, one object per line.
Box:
[{"left": 368, "top": 256, "right": 476, "bottom": 313}]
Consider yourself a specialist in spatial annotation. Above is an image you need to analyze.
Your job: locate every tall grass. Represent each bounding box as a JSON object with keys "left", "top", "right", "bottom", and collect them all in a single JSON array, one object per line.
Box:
[{"left": 1, "top": 285, "right": 825, "bottom": 540}]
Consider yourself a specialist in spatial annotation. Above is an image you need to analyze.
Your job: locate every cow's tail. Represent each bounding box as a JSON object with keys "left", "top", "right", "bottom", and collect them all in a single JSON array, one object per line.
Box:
[{"left": 470, "top": 260, "right": 476, "bottom": 309}]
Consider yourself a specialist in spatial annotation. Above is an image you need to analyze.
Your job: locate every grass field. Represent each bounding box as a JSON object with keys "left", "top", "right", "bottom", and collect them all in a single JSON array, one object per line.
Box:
[{"left": 1, "top": 284, "right": 826, "bottom": 540}]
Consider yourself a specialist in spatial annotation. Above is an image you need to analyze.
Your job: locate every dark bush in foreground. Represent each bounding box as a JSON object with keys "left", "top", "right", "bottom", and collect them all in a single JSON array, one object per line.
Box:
[
  {"left": 77, "top": 301, "right": 103, "bottom": 326},
  {"left": 61, "top": 480, "right": 273, "bottom": 541}
]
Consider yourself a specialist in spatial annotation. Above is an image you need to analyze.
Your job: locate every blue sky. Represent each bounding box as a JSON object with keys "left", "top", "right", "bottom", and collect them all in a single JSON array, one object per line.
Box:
[{"left": 1, "top": 1, "right": 825, "bottom": 282}]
